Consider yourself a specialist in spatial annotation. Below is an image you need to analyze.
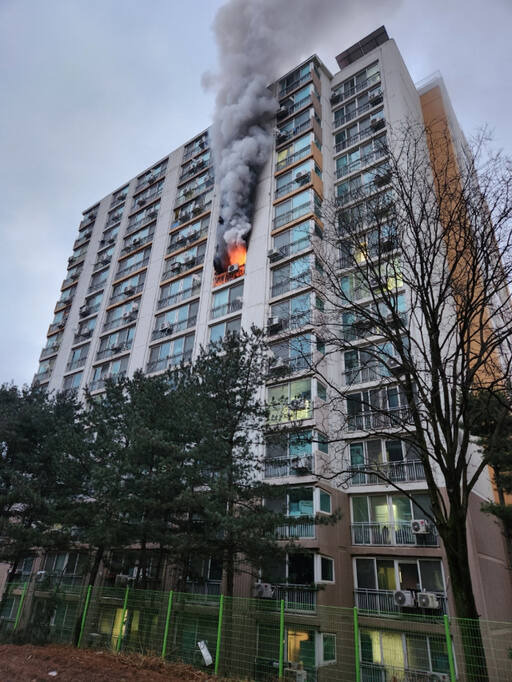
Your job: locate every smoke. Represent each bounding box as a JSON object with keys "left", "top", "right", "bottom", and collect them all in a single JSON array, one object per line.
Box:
[{"left": 207, "top": 0, "right": 403, "bottom": 272}]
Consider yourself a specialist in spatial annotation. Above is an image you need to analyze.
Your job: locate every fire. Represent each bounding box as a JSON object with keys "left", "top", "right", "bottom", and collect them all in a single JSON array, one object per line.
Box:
[{"left": 227, "top": 243, "right": 247, "bottom": 267}]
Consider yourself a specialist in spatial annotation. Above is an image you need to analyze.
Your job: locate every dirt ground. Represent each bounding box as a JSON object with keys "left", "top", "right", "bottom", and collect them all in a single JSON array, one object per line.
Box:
[{"left": 0, "top": 644, "right": 227, "bottom": 681}]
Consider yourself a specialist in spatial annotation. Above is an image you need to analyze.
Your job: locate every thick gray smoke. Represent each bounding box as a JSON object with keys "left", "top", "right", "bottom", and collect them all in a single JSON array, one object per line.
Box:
[{"left": 207, "top": 0, "right": 402, "bottom": 272}]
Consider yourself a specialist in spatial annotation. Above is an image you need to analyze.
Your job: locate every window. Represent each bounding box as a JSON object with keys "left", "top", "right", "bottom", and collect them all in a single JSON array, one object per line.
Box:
[
  {"left": 127, "top": 201, "right": 161, "bottom": 231},
  {"left": 355, "top": 557, "right": 445, "bottom": 594},
  {"left": 273, "top": 220, "right": 312, "bottom": 257},
  {"left": 319, "top": 556, "right": 334, "bottom": 582},
  {"left": 275, "top": 161, "right": 320, "bottom": 199},
  {"left": 63, "top": 372, "right": 83, "bottom": 391},
  {"left": 317, "top": 380, "right": 326, "bottom": 401},
  {"left": 274, "top": 189, "right": 321, "bottom": 229},
  {"left": 90, "top": 357, "right": 129, "bottom": 390},
  {"left": 209, "top": 317, "right": 241, "bottom": 343},
  {"left": 154, "top": 301, "right": 198, "bottom": 337},
  {"left": 88, "top": 269, "right": 108, "bottom": 293},
  {"left": 169, "top": 216, "right": 209, "bottom": 250},
  {"left": 346, "top": 386, "right": 408, "bottom": 431},
  {"left": 271, "top": 255, "right": 310, "bottom": 297},
  {"left": 351, "top": 494, "right": 435, "bottom": 545},
  {"left": 270, "top": 333, "right": 312, "bottom": 372},
  {"left": 110, "top": 271, "right": 146, "bottom": 302},
  {"left": 279, "top": 62, "right": 311, "bottom": 94},
  {"left": 159, "top": 273, "right": 201, "bottom": 306},
  {"left": 270, "top": 292, "right": 311, "bottom": 329},
  {"left": 66, "top": 344, "right": 89, "bottom": 370},
  {"left": 319, "top": 490, "right": 331, "bottom": 513},
  {"left": 268, "top": 378, "right": 312, "bottom": 423},
  {"left": 277, "top": 109, "right": 314, "bottom": 140},
  {"left": 320, "top": 633, "right": 336, "bottom": 664},
  {"left": 117, "top": 247, "right": 151, "bottom": 277},
  {"left": 211, "top": 282, "right": 243, "bottom": 319},
  {"left": 166, "top": 242, "right": 206, "bottom": 274},
  {"left": 344, "top": 341, "right": 403, "bottom": 385},
  {"left": 264, "top": 429, "right": 313, "bottom": 477},
  {"left": 97, "top": 327, "right": 134, "bottom": 359},
  {"left": 147, "top": 333, "right": 195, "bottom": 373},
  {"left": 332, "top": 62, "right": 380, "bottom": 101}
]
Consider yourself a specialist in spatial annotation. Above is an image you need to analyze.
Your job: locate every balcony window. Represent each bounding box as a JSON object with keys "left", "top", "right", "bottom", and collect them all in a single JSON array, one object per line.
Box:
[
  {"left": 183, "top": 133, "right": 209, "bottom": 161},
  {"left": 158, "top": 273, "right": 201, "bottom": 308},
  {"left": 89, "top": 357, "right": 128, "bottom": 392},
  {"left": 272, "top": 220, "right": 315, "bottom": 262},
  {"left": 110, "top": 271, "right": 145, "bottom": 303},
  {"left": 74, "top": 316, "right": 96, "bottom": 343},
  {"left": 69, "top": 243, "right": 88, "bottom": 263},
  {"left": 336, "top": 134, "right": 387, "bottom": 179},
  {"left": 340, "top": 259, "right": 402, "bottom": 303},
  {"left": 276, "top": 133, "right": 316, "bottom": 172},
  {"left": 174, "top": 189, "right": 213, "bottom": 224},
  {"left": 275, "top": 161, "right": 320, "bottom": 200},
  {"left": 268, "top": 378, "right": 312, "bottom": 423},
  {"left": 344, "top": 341, "right": 404, "bottom": 385},
  {"left": 180, "top": 150, "right": 211, "bottom": 181},
  {"left": 99, "top": 226, "right": 119, "bottom": 248},
  {"left": 41, "top": 335, "right": 62, "bottom": 359},
  {"left": 333, "top": 84, "right": 383, "bottom": 128},
  {"left": 332, "top": 62, "right": 380, "bottom": 103},
  {"left": 96, "top": 326, "right": 134, "bottom": 360},
  {"left": 279, "top": 62, "right": 312, "bottom": 96},
  {"left": 346, "top": 386, "right": 409, "bottom": 431},
  {"left": 354, "top": 557, "right": 446, "bottom": 614},
  {"left": 123, "top": 222, "right": 154, "bottom": 248},
  {"left": 88, "top": 270, "right": 108, "bottom": 293},
  {"left": 175, "top": 171, "right": 214, "bottom": 206},
  {"left": 274, "top": 189, "right": 321, "bottom": 230},
  {"left": 135, "top": 159, "right": 168, "bottom": 190},
  {"left": 169, "top": 216, "right": 209, "bottom": 251},
  {"left": 132, "top": 178, "right": 165, "bottom": 210},
  {"left": 269, "top": 292, "right": 311, "bottom": 333},
  {"left": 164, "top": 242, "right": 206, "bottom": 278},
  {"left": 66, "top": 344, "right": 89, "bottom": 371},
  {"left": 334, "top": 110, "right": 384, "bottom": 154},
  {"left": 270, "top": 333, "right": 313, "bottom": 374},
  {"left": 360, "top": 628, "right": 450, "bottom": 681},
  {"left": 111, "top": 185, "right": 129, "bottom": 206},
  {"left": 106, "top": 207, "right": 123, "bottom": 227},
  {"left": 265, "top": 429, "right": 313, "bottom": 478},
  {"left": 349, "top": 438, "right": 424, "bottom": 485},
  {"left": 63, "top": 371, "right": 83, "bottom": 392},
  {"left": 103, "top": 301, "right": 139, "bottom": 332},
  {"left": 276, "top": 109, "right": 315, "bottom": 145},
  {"left": 336, "top": 162, "right": 391, "bottom": 206},
  {"left": 185, "top": 557, "right": 222, "bottom": 596},
  {"left": 271, "top": 255, "right": 311, "bottom": 298},
  {"left": 35, "top": 358, "right": 54, "bottom": 382},
  {"left": 209, "top": 316, "right": 241, "bottom": 344},
  {"left": 351, "top": 493, "right": 437, "bottom": 547},
  {"left": 211, "top": 282, "right": 243, "bottom": 319},
  {"left": 127, "top": 201, "right": 160, "bottom": 232},
  {"left": 153, "top": 301, "right": 198, "bottom": 339},
  {"left": 116, "top": 247, "right": 151, "bottom": 278},
  {"left": 93, "top": 246, "right": 114, "bottom": 271},
  {"left": 41, "top": 552, "right": 88, "bottom": 587},
  {"left": 277, "top": 84, "right": 318, "bottom": 121},
  {"left": 146, "top": 333, "right": 194, "bottom": 373},
  {"left": 341, "top": 293, "right": 407, "bottom": 341}
]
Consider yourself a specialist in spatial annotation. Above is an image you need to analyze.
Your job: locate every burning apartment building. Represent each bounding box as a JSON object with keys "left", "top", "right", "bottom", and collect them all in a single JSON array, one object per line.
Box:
[{"left": 6, "top": 24, "right": 512, "bottom": 680}]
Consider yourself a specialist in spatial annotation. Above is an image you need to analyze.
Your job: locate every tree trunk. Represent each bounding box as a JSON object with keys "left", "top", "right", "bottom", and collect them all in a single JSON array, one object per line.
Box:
[
  {"left": 440, "top": 520, "right": 489, "bottom": 682},
  {"left": 73, "top": 546, "right": 103, "bottom": 646}
]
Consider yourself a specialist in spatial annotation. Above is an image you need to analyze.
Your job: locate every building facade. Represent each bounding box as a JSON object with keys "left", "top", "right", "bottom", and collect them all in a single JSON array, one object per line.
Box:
[{"left": 11, "top": 26, "right": 511, "bottom": 679}]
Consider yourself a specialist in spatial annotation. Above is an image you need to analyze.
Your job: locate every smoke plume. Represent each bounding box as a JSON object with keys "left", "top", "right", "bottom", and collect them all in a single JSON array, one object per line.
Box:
[{"left": 207, "top": 0, "right": 402, "bottom": 272}]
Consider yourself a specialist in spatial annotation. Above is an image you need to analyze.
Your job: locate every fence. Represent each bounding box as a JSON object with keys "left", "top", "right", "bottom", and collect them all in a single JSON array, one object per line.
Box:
[{"left": 1, "top": 581, "right": 511, "bottom": 681}]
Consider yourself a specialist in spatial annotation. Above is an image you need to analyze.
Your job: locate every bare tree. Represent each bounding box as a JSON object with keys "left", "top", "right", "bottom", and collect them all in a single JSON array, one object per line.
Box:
[{"left": 302, "top": 123, "right": 512, "bottom": 681}]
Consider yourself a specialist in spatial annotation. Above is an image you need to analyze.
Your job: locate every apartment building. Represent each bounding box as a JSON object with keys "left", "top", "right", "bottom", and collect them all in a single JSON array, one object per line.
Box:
[{"left": 19, "top": 26, "right": 512, "bottom": 679}]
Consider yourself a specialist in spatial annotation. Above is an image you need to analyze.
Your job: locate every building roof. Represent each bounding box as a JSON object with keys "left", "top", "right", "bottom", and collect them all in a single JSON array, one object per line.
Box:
[{"left": 335, "top": 26, "right": 389, "bottom": 70}]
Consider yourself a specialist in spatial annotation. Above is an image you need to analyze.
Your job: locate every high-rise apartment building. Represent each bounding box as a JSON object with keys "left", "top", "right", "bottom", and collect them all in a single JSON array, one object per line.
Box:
[{"left": 20, "top": 26, "right": 511, "bottom": 677}]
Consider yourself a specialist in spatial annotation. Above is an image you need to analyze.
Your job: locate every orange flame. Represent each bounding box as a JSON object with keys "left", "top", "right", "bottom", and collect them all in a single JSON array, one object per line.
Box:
[{"left": 227, "top": 243, "right": 247, "bottom": 267}]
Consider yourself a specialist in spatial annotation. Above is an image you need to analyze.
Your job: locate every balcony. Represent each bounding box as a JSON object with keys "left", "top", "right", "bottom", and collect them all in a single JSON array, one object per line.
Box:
[
  {"left": 79, "top": 301, "right": 102, "bottom": 317},
  {"left": 179, "top": 157, "right": 209, "bottom": 183},
  {"left": 88, "top": 371, "right": 126, "bottom": 392},
  {"left": 126, "top": 208, "right": 159, "bottom": 234},
  {"left": 333, "top": 93, "right": 384, "bottom": 130},
  {"left": 62, "top": 271, "right": 81, "bottom": 288},
  {"left": 106, "top": 212, "right": 123, "bottom": 227},
  {"left": 360, "top": 662, "right": 447, "bottom": 682},
  {"left": 40, "top": 343, "right": 60, "bottom": 360},
  {"left": 73, "top": 232, "right": 92, "bottom": 249},
  {"left": 87, "top": 279, "right": 107, "bottom": 294},
  {"left": 92, "top": 256, "right": 111, "bottom": 272},
  {"left": 48, "top": 320, "right": 67, "bottom": 334},
  {"left": 102, "top": 312, "right": 138, "bottom": 333},
  {"left": 276, "top": 119, "right": 313, "bottom": 148},
  {"left": 275, "top": 173, "right": 312, "bottom": 199},
  {"left": 33, "top": 370, "right": 51, "bottom": 384},
  {"left": 115, "top": 255, "right": 150, "bottom": 279},
  {"left": 344, "top": 365, "right": 388, "bottom": 385},
  {"left": 65, "top": 357, "right": 87, "bottom": 372},
  {"left": 184, "top": 581, "right": 221, "bottom": 598},
  {"left": 146, "top": 348, "right": 193, "bottom": 374},
  {"left": 336, "top": 147, "right": 388, "bottom": 180},
  {"left": 345, "top": 407, "right": 411, "bottom": 432},
  {"left": 135, "top": 166, "right": 167, "bottom": 191},
  {"left": 335, "top": 127, "right": 374, "bottom": 154},
  {"left": 174, "top": 176, "right": 214, "bottom": 208},
  {"left": 161, "top": 254, "right": 204, "bottom": 280},
  {"left": 271, "top": 270, "right": 311, "bottom": 298},
  {"left": 210, "top": 298, "right": 243, "bottom": 320},
  {"left": 267, "top": 311, "right": 311, "bottom": 335},
  {"left": 55, "top": 294, "right": 74, "bottom": 310},
  {"left": 80, "top": 212, "right": 96, "bottom": 228},
  {"left": 276, "top": 145, "right": 312, "bottom": 173},
  {"left": 95, "top": 341, "right": 132, "bottom": 361},
  {"left": 279, "top": 71, "right": 312, "bottom": 98},
  {"left": 269, "top": 236, "right": 311, "bottom": 263},
  {"left": 276, "top": 519, "right": 315, "bottom": 539},
  {"left": 110, "top": 283, "right": 143, "bottom": 304},
  {"left": 168, "top": 226, "right": 208, "bottom": 252},
  {"left": 157, "top": 282, "right": 201, "bottom": 309},
  {"left": 351, "top": 521, "right": 438, "bottom": 547},
  {"left": 354, "top": 588, "right": 447, "bottom": 616},
  {"left": 151, "top": 316, "right": 197, "bottom": 340},
  {"left": 348, "top": 460, "right": 426, "bottom": 485},
  {"left": 276, "top": 94, "right": 314, "bottom": 121},
  {"left": 264, "top": 455, "right": 314, "bottom": 478},
  {"left": 131, "top": 183, "right": 163, "bottom": 210},
  {"left": 182, "top": 138, "right": 208, "bottom": 162},
  {"left": 111, "top": 192, "right": 127, "bottom": 207},
  {"left": 273, "top": 584, "right": 316, "bottom": 612},
  {"left": 331, "top": 71, "right": 381, "bottom": 108},
  {"left": 274, "top": 201, "right": 316, "bottom": 230},
  {"left": 121, "top": 230, "right": 154, "bottom": 254}
]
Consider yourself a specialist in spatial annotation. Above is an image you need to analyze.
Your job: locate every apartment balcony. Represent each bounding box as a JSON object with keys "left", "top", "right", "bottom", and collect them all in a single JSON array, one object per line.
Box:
[
  {"left": 40, "top": 343, "right": 60, "bottom": 360},
  {"left": 168, "top": 226, "right": 208, "bottom": 252},
  {"left": 264, "top": 455, "right": 314, "bottom": 479},
  {"left": 34, "top": 573, "right": 86, "bottom": 591},
  {"left": 79, "top": 301, "right": 102, "bottom": 317},
  {"left": 354, "top": 588, "right": 447, "bottom": 616},
  {"left": 115, "top": 256, "right": 150, "bottom": 279},
  {"left": 73, "top": 329, "right": 94, "bottom": 344},
  {"left": 151, "top": 316, "right": 197, "bottom": 340},
  {"left": 131, "top": 184, "right": 163, "bottom": 210},
  {"left": 174, "top": 176, "right": 214, "bottom": 208},
  {"left": 88, "top": 371, "right": 126, "bottom": 392},
  {"left": 174, "top": 200, "right": 212, "bottom": 227},
  {"left": 210, "top": 298, "right": 243, "bottom": 320},
  {"left": 351, "top": 521, "right": 438, "bottom": 547},
  {"left": 348, "top": 460, "right": 426, "bottom": 486},
  {"left": 92, "top": 256, "right": 111, "bottom": 272},
  {"left": 337, "top": 176, "right": 390, "bottom": 209},
  {"left": 266, "top": 311, "right": 312, "bottom": 336},
  {"left": 276, "top": 145, "right": 312, "bottom": 173},
  {"left": 183, "top": 580, "right": 221, "bottom": 598},
  {"left": 161, "top": 254, "right": 204, "bottom": 280},
  {"left": 360, "top": 662, "right": 447, "bottom": 682},
  {"left": 336, "top": 147, "right": 388, "bottom": 180},
  {"left": 95, "top": 341, "right": 132, "bottom": 361},
  {"left": 178, "top": 157, "right": 209, "bottom": 183},
  {"left": 271, "top": 270, "right": 311, "bottom": 298},
  {"left": 33, "top": 370, "right": 51, "bottom": 384},
  {"left": 273, "top": 584, "right": 316, "bottom": 612},
  {"left": 126, "top": 209, "right": 159, "bottom": 234},
  {"left": 344, "top": 365, "right": 389, "bottom": 386},
  {"left": 55, "top": 294, "right": 74, "bottom": 310},
  {"left": 275, "top": 173, "right": 312, "bottom": 199},
  {"left": 182, "top": 138, "right": 208, "bottom": 162},
  {"left": 276, "top": 118, "right": 314, "bottom": 148},
  {"left": 48, "top": 320, "right": 67, "bottom": 334},
  {"left": 109, "top": 282, "right": 144, "bottom": 305},
  {"left": 279, "top": 71, "right": 312, "bottom": 98},
  {"left": 274, "top": 201, "right": 317, "bottom": 230},
  {"left": 330, "top": 71, "right": 381, "bottom": 108},
  {"left": 65, "top": 357, "right": 87, "bottom": 372},
  {"left": 333, "top": 92, "right": 384, "bottom": 130},
  {"left": 110, "top": 192, "right": 127, "bottom": 207},
  {"left": 106, "top": 213, "right": 123, "bottom": 227},
  {"left": 102, "top": 312, "right": 138, "bottom": 333},
  {"left": 62, "top": 271, "right": 81, "bottom": 288},
  {"left": 146, "top": 349, "right": 193, "bottom": 374},
  {"left": 335, "top": 127, "right": 375, "bottom": 155},
  {"left": 121, "top": 230, "right": 154, "bottom": 255},
  {"left": 135, "top": 167, "right": 166, "bottom": 191},
  {"left": 276, "top": 518, "right": 315, "bottom": 539},
  {"left": 157, "top": 283, "right": 201, "bottom": 309},
  {"left": 277, "top": 93, "right": 315, "bottom": 121},
  {"left": 73, "top": 232, "right": 92, "bottom": 250},
  {"left": 87, "top": 280, "right": 107, "bottom": 294},
  {"left": 345, "top": 407, "right": 411, "bottom": 432}
]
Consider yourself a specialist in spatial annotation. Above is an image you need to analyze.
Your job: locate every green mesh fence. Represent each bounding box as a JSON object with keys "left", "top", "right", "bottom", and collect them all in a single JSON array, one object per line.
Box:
[{"left": 2, "top": 584, "right": 512, "bottom": 681}]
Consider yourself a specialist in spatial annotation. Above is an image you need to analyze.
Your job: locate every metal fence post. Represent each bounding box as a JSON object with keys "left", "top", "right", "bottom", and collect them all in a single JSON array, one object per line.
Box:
[
  {"left": 116, "top": 586, "right": 130, "bottom": 653},
  {"left": 278, "top": 599, "right": 285, "bottom": 679},
  {"left": 353, "top": 606, "right": 361, "bottom": 682},
  {"left": 13, "top": 582, "right": 28, "bottom": 631},
  {"left": 77, "top": 585, "right": 93, "bottom": 648},
  {"left": 161, "top": 589, "right": 174, "bottom": 660},
  {"left": 443, "top": 614, "right": 457, "bottom": 682},
  {"left": 214, "top": 594, "right": 224, "bottom": 675}
]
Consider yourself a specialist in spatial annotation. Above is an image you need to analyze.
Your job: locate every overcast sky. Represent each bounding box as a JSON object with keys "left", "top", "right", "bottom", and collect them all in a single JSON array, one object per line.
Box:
[{"left": 1, "top": 0, "right": 511, "bottom": 387}]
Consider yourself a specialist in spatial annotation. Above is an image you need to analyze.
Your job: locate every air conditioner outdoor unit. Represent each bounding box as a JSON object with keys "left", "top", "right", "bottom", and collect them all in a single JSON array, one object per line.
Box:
[
  {"left": 292, "top": 457, "right": 311, "bottom": 474},
  {"left": 369, "top": 89, "right": 383, "bottom": 105},
  {"left": 110, "top": 344, "right": 123, "bottom": 353},
  {"left": 271, "top": 357, "right": 289, "bottom": 371},
  {"left": 183, "top": 255, "right": 195, "bottom": 264},
  {"left": 36, "top": 570, "right": 47, "bottom": 582},
  {"left": 267, "top": 248, "right": 283, "bottom": 263},
  {"left": 176, "top": 234, "right": 187, "bottom": 244},
  {"left": 188, "top": 230, "right": 199, "bottom": 240},
  {"left": 82, "top": 329, "right": 92, "bottom": 338},
  {"left": 393, "top": 589, "right": 416, "bottom": 607},
  {"left": 79, "top": 307, "right": 90, "bottom": 317},
  {"left": 411, "top": 519, "right": 430, "bottom": 534},
  {"left": 267, "top": 317, "right": 283, "bottom": 333},
  {"left": 192, "top": 275, "right": 201, "bottom": 285},
  {"left": 115, "top": 573, "right": 134, "bottom": 587},
  {"left": 123, "top": 286, "right": 135, "bottom": 295},
  {"left": 171, "top": 261, "right": 182, "bottom": 271},
  {"left": 147, "top": 211, "right": 157, "bottom": 220},
  {"left": 146, "top": 175, "right": 154, "bottom": 184},
  {"left": 160, "top": 324, "right": 174, "bottom": 334},
  {"left": 137, "top": 198, "right": 147, "bottom": 206},
  {"left": 417, "top": 592, "right": 440, "bottom": 609},
  {"left": 122, "top": 311, "right": 132, "bottom": 320},
  {"left": 330, "top": 92, "right": 341, "bottom": 105},
  {"left": 370, "top": 117, "right": 385, "bottom": 130},
  {"left": 277, "top": 106, "right": 289, "bottom": 119},
  {"left": 192, "top": 205, "right": 202, "bottom": 214},
  {"left": 252, "top": 582, "right": 275, "bottom": 599},
  {"left": 276, "top": 130, "right": 289, "bottom": 144},
  {"left": 295, "top": 172, "right": 309, "bottom": 184},
  {"left": 228, "top": 264, "right": 239, "bottom": 274},
  {"left": 289, "top": 398, "right": 305, "bottom": 411},
  {"left": 99, "top": 239, "right": 106, "bottom": 246}
]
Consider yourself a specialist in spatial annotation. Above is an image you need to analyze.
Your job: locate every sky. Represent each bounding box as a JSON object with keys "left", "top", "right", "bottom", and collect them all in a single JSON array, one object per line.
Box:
[{"left": 1, "top": 0, "right": 511, "bottom": 387}]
